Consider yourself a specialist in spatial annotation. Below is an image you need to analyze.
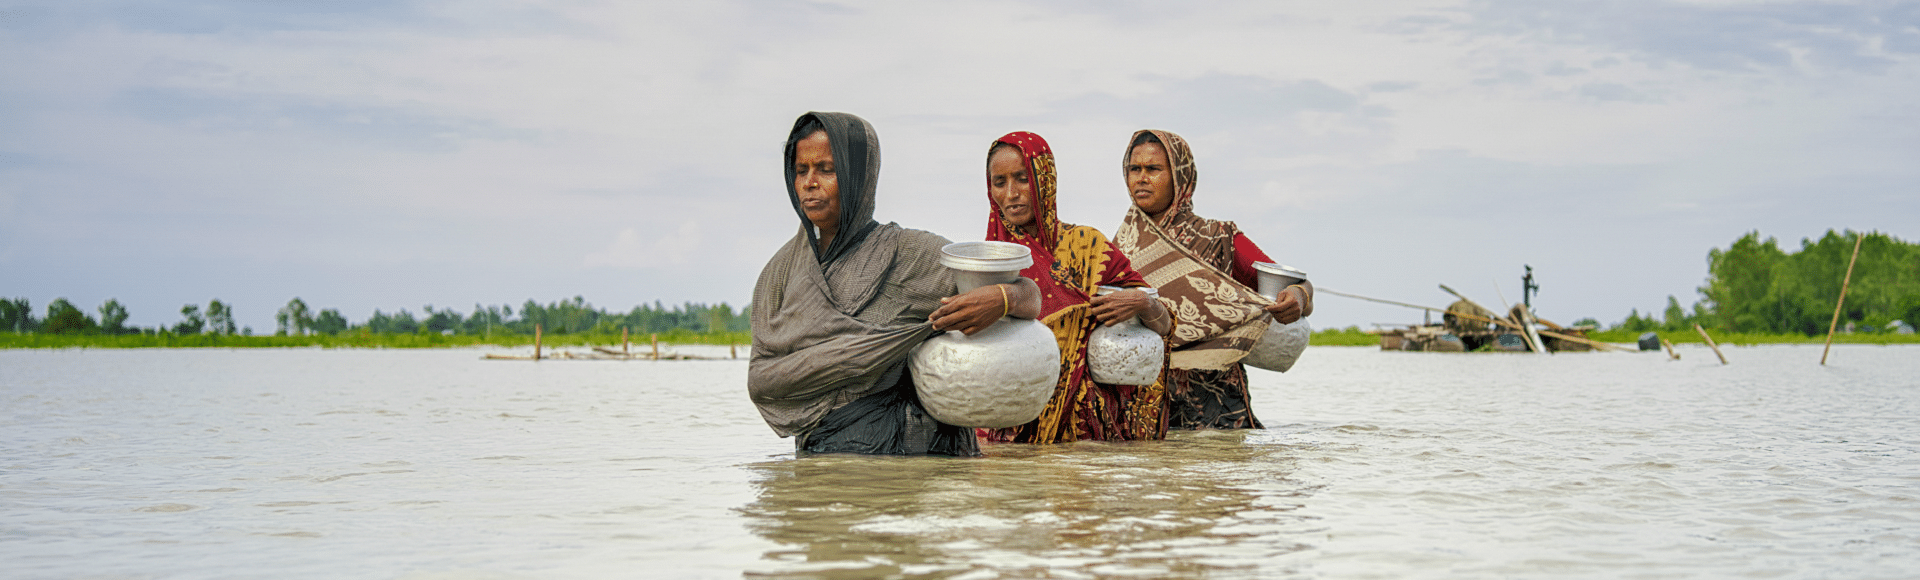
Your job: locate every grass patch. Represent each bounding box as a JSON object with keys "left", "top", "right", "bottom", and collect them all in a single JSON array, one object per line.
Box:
[
  {"left": 1586, "top": 329, "right": 1920, "bottom": 346},
  {"left": 1311, "top": 326, "right": 1381, "bottom": 347}
]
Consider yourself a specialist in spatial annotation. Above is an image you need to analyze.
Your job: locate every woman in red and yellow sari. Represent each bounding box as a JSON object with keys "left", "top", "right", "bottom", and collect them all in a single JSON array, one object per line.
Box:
[
  {"left": 1113, "top": 129, "right": 1315, "bottom": 430},
  {"left": 979, "top": 131, "right": 1174, "bottom": 444}
]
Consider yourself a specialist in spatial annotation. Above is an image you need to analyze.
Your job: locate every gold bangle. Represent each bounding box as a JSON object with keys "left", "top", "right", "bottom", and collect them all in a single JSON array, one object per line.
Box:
[
  {"left": 1142, "top": 302, "right": 1167, "bottom": 324},
  {"left": 997, "top": 284, "right": 1009, "bottom": 318}
]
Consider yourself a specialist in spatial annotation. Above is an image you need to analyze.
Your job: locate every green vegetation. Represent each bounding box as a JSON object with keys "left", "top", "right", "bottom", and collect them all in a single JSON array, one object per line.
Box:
[
  {"left": 1588, "top": 328, "right": 1920, "bottom": 346},
  {"left": 0, "top": 328, "right": 750, "bottom": 349},
  {"left": 1604, "top": 229, "right": 1918, "bottom": 341},
  {"left": 1, "top": 295, "right": 752, "bottom": 349},
  {"left": 1310, "top": 325, "right": 1381, "bottom": 346}
]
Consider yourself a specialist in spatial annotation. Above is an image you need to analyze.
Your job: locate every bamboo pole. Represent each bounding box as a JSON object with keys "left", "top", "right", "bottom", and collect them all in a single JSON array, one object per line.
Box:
[
  {"left": 533, "top": 324, "right": 543, "bottom": 361},
  {"left": 1821, "top": 233, "right": 1865, "bottom": 365},
  {"left": 622, "top": 327, "right": 630, "bottom": 357},
  {"left": 730, "top": 343, "right": 737, "bottom": 359},
  {"left": 1693, "top": 323, "right": 1727, "bottom": 365},
  {"left": 1660, "top": 337, "right": 1680, "bottom": 360},
  {"left": 651, "top": 333, "right": 659, "bottom": 360},
  {"left": 1320, "top": 288, "right": 1630, "bottom": 352}
]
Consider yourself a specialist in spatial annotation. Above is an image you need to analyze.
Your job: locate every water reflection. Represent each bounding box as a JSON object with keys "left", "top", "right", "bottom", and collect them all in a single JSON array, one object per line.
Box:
[{"left": 738, "top": 430, "right": 1320, "bottom": 578}]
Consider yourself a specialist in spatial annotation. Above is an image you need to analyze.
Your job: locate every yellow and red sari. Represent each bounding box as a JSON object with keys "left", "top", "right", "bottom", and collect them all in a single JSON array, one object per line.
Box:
[{"left": 980, "top": 131, "right": 1170, "bottom": 444}]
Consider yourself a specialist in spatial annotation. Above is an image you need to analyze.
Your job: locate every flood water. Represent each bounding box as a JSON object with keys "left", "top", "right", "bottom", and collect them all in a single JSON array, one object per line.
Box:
[{"left": 3, "top": 344, "right": 1917, "bottom": 579}]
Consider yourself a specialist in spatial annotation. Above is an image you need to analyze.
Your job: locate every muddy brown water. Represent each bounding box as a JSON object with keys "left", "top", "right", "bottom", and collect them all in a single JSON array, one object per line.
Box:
[{"left": 3, "top": 344, "right": 1916, "bottom": 579}]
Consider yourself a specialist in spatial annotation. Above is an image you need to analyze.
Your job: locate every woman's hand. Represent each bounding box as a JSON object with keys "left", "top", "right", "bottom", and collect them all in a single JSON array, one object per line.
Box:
[
  {"left": 1265, "top": 285, "right": 1309, "bottom": 324},
  {"left": 1089, "top": 289, "right": 1152, "bottom": 327},
  {"left": 930, "top": 279, "right": 1042, "bottom": 336},
  {"left": 931, "top": 284, "right": 1013, "bottom": 336}
]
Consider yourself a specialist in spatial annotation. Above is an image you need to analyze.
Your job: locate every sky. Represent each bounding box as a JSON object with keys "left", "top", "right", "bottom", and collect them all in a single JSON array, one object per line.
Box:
[{"left": 3, "top": 0, "right": 1916, "bottom": 333}]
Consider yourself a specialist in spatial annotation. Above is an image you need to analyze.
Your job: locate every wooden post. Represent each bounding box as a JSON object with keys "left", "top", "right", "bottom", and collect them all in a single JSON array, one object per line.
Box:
[
  {"left": 1694, "top": 323, "right": 1727, "bottom": 365},
  {"left": 534, "top": 324, "right": 543, "bottom": 361},
  {"left": 1821, "top": 233, "right": 1865, "bottom": 366},
  {"left": 651, "top": 333, "right": 659, "bottom": 360},
  {"left": 1659, "top": 337, "right": 1680, "bottom": 360},
  {"left": 622, "top": 327, "right": 630, "bottom": 357},
  {"left": 730, "top": 343, "right": 737, "bottom": 359}
]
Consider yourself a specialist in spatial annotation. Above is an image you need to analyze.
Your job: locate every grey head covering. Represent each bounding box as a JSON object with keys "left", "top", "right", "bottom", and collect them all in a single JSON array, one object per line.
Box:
[{"left": 784, "top": 111, "right": 883, "bottom": 264}]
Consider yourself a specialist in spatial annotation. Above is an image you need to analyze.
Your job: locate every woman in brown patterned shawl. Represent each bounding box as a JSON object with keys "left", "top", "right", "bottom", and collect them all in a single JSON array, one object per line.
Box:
[
  {"left": 1112, "top": 129, "right": 1315, "bottom": 430},
  {"left": 747, "top": 112, "right": 1041, "bottom": 455}
]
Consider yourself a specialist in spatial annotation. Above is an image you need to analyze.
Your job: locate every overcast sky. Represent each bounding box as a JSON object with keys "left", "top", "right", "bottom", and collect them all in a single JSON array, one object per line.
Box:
[{"left": 3, "top": 0, "right": 1915, "bottom": 333}]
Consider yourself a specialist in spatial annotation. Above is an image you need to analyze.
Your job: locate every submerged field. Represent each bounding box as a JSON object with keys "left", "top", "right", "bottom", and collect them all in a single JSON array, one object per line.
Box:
[{"left": 4, "top": 325, "right": 1913, "bottom": 350}]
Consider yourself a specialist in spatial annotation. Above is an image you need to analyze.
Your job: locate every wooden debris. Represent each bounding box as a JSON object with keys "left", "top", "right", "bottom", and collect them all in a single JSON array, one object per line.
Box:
[
  {"left": 1821, "top": 233, "right": 1864, "bottom": 366},
  {"left": 1694, "top": 323, "right": 1728, "bottom": 365},
  {"left": 484, "top": 347, "right": 710, "bottom": 361}
]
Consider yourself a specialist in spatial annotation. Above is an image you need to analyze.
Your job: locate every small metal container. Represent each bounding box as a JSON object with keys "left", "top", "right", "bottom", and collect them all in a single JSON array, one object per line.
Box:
[
  {"left": 940, "top": 241, "right": 1034, "bottom": 293},
  {"left": 1252, "top": 262, "right": 1308, "bottom": 300}
]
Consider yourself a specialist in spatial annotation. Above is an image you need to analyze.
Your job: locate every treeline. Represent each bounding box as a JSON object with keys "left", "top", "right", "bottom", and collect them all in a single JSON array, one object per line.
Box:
[
  {"left": 1607, "top": 229, "right": 1919, "bottom": 335},
  {"left": 0, "top": 296, "right": 750, "bottom": 338}
]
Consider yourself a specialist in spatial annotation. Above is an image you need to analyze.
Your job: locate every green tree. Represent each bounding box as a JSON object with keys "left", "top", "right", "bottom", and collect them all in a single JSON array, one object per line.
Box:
[
  {"left": 366, "top": 309, "right": 419, "bottom": 334},
  {"left": 43, "top": 298, "right": 98, "bottom": 334},
  {"left": 98, "top": 299, "right": 131, "bottom": 334},
  {"left": 207, "top": 299, "right": 237, "bottom": 335},
  {"left": 276, "top": 298, "right": 312, "bottom": 336},
  {"left": 175, "top": 304, "right": 206, "bottom": 335},
  {"left": 1615, "top": 308, "right": 1657, "bottom": 332},
  {"left": 2, "top": 298, "right": 36, "bottom": 332},
  {"left": 422, "top": 305, "right": 462, "bottom": 334},
  {"left": 311, "top": 308, "right": 349, "bottom": 335},
  {"left": 1660, "top": 295, "right": 1690, "bottom": 331},
  {"left": 1693, "top": 229, "right": 1919, "bottom": 334},
  {"left": 1700, "top": 231, "right": 1789, "bottom": 332},
  {"left": 461, "top": 304, "right": 509, "bottom": 336}
]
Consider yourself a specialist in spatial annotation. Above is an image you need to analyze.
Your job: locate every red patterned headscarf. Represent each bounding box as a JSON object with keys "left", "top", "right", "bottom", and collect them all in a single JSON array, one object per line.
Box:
[{"left": 985, "top": 131, "right": 1061, "bottom": 251}]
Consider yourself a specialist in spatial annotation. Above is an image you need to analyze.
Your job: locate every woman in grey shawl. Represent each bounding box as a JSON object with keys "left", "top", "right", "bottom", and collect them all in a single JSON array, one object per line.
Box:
[{"left": 749, "top": 112, "right": 1041, "bottom": 456}]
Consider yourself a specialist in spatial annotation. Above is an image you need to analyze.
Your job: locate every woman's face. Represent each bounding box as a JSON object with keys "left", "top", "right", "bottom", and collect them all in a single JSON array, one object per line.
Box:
[
  {"left": 988, "top": 145, "right": 1034, "bottom": 228},
  {"left": 792, "top": 131, "right": 840, "bottom": 233},
  {"left": 1126, "top": 141, "right": 1175, "bottom": 217}
]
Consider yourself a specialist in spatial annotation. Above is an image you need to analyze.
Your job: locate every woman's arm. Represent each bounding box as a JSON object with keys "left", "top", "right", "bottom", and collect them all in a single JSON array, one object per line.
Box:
[
  {"left": 929, "top": 277, "right": 1041, "bottom": 336},
  {"left": 1234, "top": 232, "right": 1313, "bottom": 323},
  {"left": 1088, "top": 289, "right": 1173, "bottom": 336},
  {"left": 1263, "top": 280, "right": 1313, "bottom": 323}
]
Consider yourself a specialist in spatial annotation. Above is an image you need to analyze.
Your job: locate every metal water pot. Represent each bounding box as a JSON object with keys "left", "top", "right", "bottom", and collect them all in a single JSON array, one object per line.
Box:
[
  {"left": 909, "top": 241, "right": 1061, "bottom": 428},
  {"left": 1087, "top": 286, "right": 1165, "bottom": 385}
]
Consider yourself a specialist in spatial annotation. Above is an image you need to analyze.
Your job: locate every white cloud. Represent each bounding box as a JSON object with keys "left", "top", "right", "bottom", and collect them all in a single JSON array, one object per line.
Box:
[
  {"left": 2, "top": 0, "right": 1915, "bottom": 331},
  {"left": 584, "top": 222, "right": 702, "bottom": 269}
]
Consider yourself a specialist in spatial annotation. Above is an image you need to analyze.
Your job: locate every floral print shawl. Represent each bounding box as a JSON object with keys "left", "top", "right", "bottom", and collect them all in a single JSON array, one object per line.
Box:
[{"left": 1112, "top": 129, "right": 1275, "bottom": 372}]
